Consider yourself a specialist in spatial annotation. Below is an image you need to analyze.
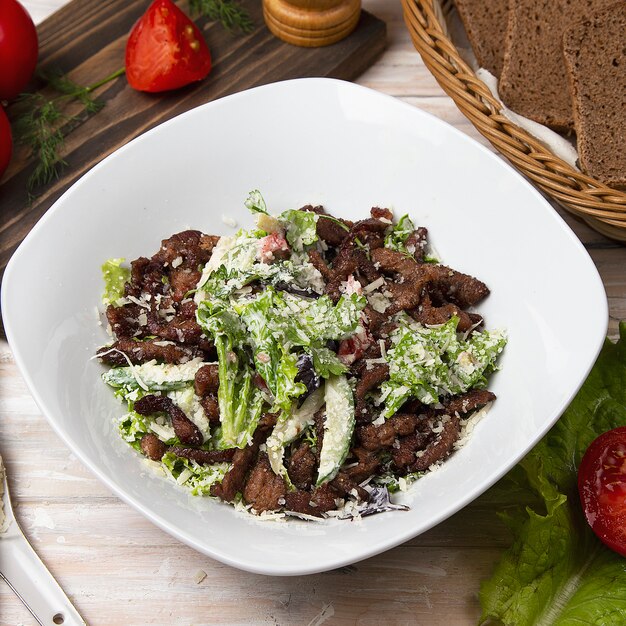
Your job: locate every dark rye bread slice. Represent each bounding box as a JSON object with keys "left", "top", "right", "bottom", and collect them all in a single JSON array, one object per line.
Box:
[
  {"left": 563, "top": 2, "right": 626, "bottom": 189},
  {"left": 453, "top": 0, "right": 509, "bottom": 77},
  {"left": 499, "top": 0, "right": 616, "bottom": 131}
]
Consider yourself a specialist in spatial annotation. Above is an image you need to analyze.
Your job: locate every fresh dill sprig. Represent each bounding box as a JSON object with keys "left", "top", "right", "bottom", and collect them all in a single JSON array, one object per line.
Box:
[
  {"left": 12, "top": 67, "right": 125, "bottom": 191},
  {"left": 12, "top": 93, "right": 67, "bottom": 189},
  {"left": 189, "top": 0, "right": 254, "bottom": 34}
]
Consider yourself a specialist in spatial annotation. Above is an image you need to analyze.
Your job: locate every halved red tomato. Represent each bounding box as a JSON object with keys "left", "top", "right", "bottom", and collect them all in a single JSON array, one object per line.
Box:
[
  {"left": 125, "top": 0, "right": 212, "bottom": 93},
  {"left": 578, "top": 426, "right": 626, "bottom": 556}
]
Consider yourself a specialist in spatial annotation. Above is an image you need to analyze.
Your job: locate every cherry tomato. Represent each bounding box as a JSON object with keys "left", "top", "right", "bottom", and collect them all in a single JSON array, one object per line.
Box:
[
  {"left": 0, "top": 106, "right": 12, "bottom": 180},
  {"left": 578, "top": 426, "right": 626, "bottom": 556},
  {"left": 125, "top": 0, "right": 212, "bottom": 93},
  {"left": 0, "top": 0, "right": 39, "bottom": 101}
]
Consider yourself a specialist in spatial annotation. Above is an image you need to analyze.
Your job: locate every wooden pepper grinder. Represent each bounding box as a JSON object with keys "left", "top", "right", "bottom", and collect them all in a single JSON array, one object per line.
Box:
[{"left": 263, "top": 0, "right": 361, "bottom": 47}]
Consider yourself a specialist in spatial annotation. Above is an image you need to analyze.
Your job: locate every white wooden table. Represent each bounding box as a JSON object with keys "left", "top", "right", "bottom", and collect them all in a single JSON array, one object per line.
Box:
[{"left": 3, "top": 1, "right": 625, "bottom": 624}]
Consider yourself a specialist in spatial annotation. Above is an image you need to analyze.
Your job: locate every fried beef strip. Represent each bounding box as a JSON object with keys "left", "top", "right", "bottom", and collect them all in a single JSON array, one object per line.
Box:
[
  {"left": 96, "top": 339, "right": 204, "bottom": 366},
  {"left": 410, "top": 294, "right": 483, "bottom": 333},
  {"left": 243, "top": 454, "right": 287, "bottom": 513},
  {"left": 134, "top": 395, "right": 203, "bottom": 446},
  {"left": 408, "top": 415, "right": 461, "bottom": 472},
  {"left": 287, "top": 442, "right": 317, "bottom": 490},
  {"left": 284, "top": 484, "right": 339, "bottom": 517},
  {"left": 199, "top": 395, "right": 220, "bottom": 423},
  {"left": 210, "top": 427, "right": 268, "bottom": 502},
  {"left": 169, "top": 447, "right": 235, "bottom": 464},
  {"left": 442, "top": 389, "right": 496, "bottom": 416},
  {"left": 344, "top": 447, "right": 380, "bottom": 483},
  {"left": 140, "top": 433, "right": 167, "bottom": 461},
  {"left": 405, "top": 227, "right": 429, "bottom": 262},
  {"left": 357, "top": 413, "right": 421, "bottom": 452},
  {"left": 194, "top": 364, "right": 220, "bottom": 396}
]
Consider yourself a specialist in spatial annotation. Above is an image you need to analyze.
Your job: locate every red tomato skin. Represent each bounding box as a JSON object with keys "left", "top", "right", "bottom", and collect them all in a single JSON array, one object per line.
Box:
[
  {"left": 125, "top": 0, "right": 212, "bottom": 93},
  {"left": 0, "top": 106, "right": 12, "bottom": 180},
  {"left": 578, "top": 426, "right": 626, "bottom": 557},
  {"left": 0, "top": 0, "right": 38, "bottom": 101}
]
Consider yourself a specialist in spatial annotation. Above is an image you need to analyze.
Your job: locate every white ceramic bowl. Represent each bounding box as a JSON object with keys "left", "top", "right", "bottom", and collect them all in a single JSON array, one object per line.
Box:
[{"left": 2, "top": 78, "right": 608, "bottom": 575}]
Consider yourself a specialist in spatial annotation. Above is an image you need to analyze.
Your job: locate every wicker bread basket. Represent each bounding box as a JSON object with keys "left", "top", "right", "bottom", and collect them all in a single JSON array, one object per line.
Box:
[{"left": 401, "top": 0, "right": 626, "bottom": 241}]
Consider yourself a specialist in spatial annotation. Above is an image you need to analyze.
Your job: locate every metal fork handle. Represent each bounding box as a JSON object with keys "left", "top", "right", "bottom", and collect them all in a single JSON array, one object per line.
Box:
[{"left": 0, "top": 524, "right": 86, "bottom": 626}]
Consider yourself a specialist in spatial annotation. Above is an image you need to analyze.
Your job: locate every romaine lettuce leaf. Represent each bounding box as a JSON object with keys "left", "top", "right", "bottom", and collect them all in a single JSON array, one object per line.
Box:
[
  {"left": 279, "top": 209, "right": 318, "bottom": 251},
  {"left": 479, "top": 321, "right": 626, "bottom": 625},
  {"left": 102, "top": 258, "right": 130, "bottom": 306},
  {"left": 161, "top": 453, "right": 230, "bottom": 496}
]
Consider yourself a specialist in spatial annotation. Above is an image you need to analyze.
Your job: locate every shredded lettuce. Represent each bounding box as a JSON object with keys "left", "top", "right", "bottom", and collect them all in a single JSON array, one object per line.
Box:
[
  {"left": 384, "top": 214, "right": 414, "bottom": 253},
  {"left": 479, "top": 322, "right": 626, "bottom": 625},
  {"left": 102, "top": 258, "right": 130, "bottom": 306},
  {"left": 279, "top": 209, "right": 318, "bottom": 251},
  {"left": 161, "top": 453, "right": 230, "bottom": 496},
  {"left": 379, "top": 315, "right": 506, "bottom": 417}
]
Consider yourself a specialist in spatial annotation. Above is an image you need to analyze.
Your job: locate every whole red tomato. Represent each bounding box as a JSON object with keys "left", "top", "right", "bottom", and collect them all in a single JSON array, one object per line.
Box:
[
  {"left": 125, "top": 0, "right": 212, "bottom": 93},
  {"left": 578, "top": 426, "right": 626, "bottom": 557},
  {"left": 0, "top": 106, "right": 12, "bottom": 180},
  {"left": 0, "top": 0, "right": 39, "bottom": 101}
]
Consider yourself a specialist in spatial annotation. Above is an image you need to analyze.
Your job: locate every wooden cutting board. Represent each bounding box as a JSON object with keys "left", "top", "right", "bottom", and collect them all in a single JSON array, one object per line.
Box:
[{"left": 0, "top": 0, "right": 385, "bottom": 282}]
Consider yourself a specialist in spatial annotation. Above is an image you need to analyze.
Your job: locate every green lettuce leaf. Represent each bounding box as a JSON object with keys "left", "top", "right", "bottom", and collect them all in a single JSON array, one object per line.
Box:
[
  {"left": 384, "top": 214, "right": 415, "bottom": 253},
  {"left": 102, "top": 258, "right": 130, "bottom": 306},
  {"left": 479, "top": 321, "right": 626, "bottom": 625},
  {"left": 279, "top": 209, "right": 318, "bottom": 251},
  {"left": 161, "top": 452, "right": 230, "bottom": 496},
  {"left": 379, "top": 315, "right": 506, "bottom": 417}
]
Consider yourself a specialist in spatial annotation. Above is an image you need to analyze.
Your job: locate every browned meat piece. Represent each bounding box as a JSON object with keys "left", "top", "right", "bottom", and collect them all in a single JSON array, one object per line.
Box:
[
  {"left": 311, "top": 483, "right": 339, "bottom": 511},
  {"left": 442, "top": 389, "right": 496, "bottom": 416},
  {"left": 299, "top": 204, "right": 326, "bottom": 215},
  {"left": 96, "top": 338, "right": 203, "bottom": 366},
  {"left": 371, "top": 207, "right": 393, "bottom": 221},
  {"left": 194, "top": 364, "right": 220, "bottom": 396},
  {"left": 372, "top": 247, "right": 421, "bottom": 281},
  {"left": 140, "top": 433, "right": 167, "bottom": 461},
  {"left": 355, "top": 364, "right": 389, "bottom": 403},
  {"left": 426, "top": 265, "right": 490, "bottom": 309},
  {"left": 409, "top": 415, "right": 461, "bottom": 472},
  {"left": 354, "top": 363, "right": 389, "bottom": 424},
  {"left": 344, "top": 447, "right": 380, "bottom": 483},
  {"left": 258, "top": 412, "right": 279, "bottom": 430},
  {"left": 154, "top": 230, "right": 214, "bottom": 269},
  {"left": 316, "top": 214, "right": 352, "bottom": 246},
  {"left": 351, "top": 217, "right": 390, "bottom": 235},
  {"left": 357, "top": 413, "right": 420, "bottom": 451},
  {"left": 170, "top": 268, "right": 202, "bottom": 302},
  {"left": 330, "top": 472, "right": 369, "bottom": 501},
  {"left": 363, "top": 305, "right": 386, "bottom": 335},
  {"left": 384, "top": 282, "right": 424, "bottom": 315},
  {"left": 405, "top": 227, "right": 428, "bottom": 262},
  {"left": 210, "top": 429, "right": 266, "bottom": 502},
  {"left": 325, "top": 252, "right": 360, "bottom": 303},
  {"left": 307, "top": 249, "right": 333, "bottom": 281},
  {"left": 169, "top": 447, "right": 236, "bottom": 464},
  {"left": 200, "top": 234, "right": 220, "bottom": 254},
  {"left": 410, "top": 294, "right": 483, "bottom": 332},
  {"left": 146, "top": 311, "right": 205, "bottom": 345},
  {"left": 134, "top": 395, "right": 203, "bottom": 446},
  {"left": 357, "top": 256, "right": 384, "bottom": 284},
  {"left": 243, "top": 454, "right": 286, "bottom": 513},
  {"left": 126, "top": 257, "right": 165, "bottom": 298},
  {"left": 199, "top": 395, "right": 220, "bottom": 422},
  {"left": 351, "top": 342, "right": 383, "bottom": 379},
  {"left": 392, "top": 431, "right": 431, "bottom": 469},
  {"left": 284, "top": 484, "right": 339, "bottom": 517},
  {"left": 106, "top": 304, "right": 143, "bottom": 338},
  {"left": 287, "top": 443, "right": 316, "bottom": 490}
]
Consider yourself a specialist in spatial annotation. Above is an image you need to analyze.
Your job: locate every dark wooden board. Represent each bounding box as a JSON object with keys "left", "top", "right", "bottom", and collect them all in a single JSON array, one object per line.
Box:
[{"left": 0, "top": 0, "right": 386, "bottom": 282}]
